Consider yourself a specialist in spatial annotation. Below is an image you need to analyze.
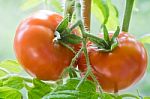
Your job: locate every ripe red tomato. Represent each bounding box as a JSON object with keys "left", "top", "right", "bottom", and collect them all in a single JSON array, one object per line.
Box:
[
  {"left": 14, "top": 10, "right": 75, "bottom": 80},
  {"left": 78, "top": 32, "right": 147, "bottom": 92}
]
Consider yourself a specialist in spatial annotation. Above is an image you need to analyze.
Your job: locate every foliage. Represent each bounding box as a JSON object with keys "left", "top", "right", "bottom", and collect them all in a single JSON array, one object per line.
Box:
[{"left": 0, "top": 60, "right": 149, "bottom": 96}]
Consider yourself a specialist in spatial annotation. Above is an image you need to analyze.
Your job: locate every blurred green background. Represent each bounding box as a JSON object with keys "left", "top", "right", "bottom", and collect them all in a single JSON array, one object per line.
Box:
[{"left": 0, "top": 0, "right": 150, "bottom": 96}]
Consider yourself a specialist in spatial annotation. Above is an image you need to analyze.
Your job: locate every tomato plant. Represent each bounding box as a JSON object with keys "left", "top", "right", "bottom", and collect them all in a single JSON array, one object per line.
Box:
[{"left": 0, "top": 0, "right": 150, "bottom": 98}]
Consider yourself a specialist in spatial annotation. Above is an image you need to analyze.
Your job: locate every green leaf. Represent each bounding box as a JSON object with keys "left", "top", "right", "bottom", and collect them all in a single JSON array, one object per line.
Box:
[
  {"left": 92, "top": 0, "right": 109, "bottom": 24},
  {"left": 56, "top": 78, "right": 96, "bottom": 92},
  {"left": 0, "top": 60, "right": 22, "bottom": 74},
  {"left": 139, "top": 35, "right": 150, "bottom": 44},
  {"left": 0, "top": 67, "right": 8, "bottom": 77},
  {"left": 44, "top": 90, "right": 98, "bottom": 99},
  {"left": 0, "top": 80, "right": 3, "bottom": 87},
  {"left": 27, "top": 78, "right": 52, "bottom": 99},
  {"left": 28, "top": 89, "right": 42, "bottom": 99},
  {"left": 61, "top": 34, "right": 82, "bottom": 44},
  {"left": 21, "top": 0, "right": 42, "bottom": 10},
  {"left": 0, "top": 87, "right": 22, "bottom": 99},
  {"left": 103, "top": 93, "right": 115, "bottom": 99},
  {"left": 144, "top": 97, "right": 150, "bottom": 99},
  {"left": 92, "top": 0, "right": 119, "bottom": 30},
  {"left": 53, "top": 90, "right": 88, "bottom": 97},
  {"left": 44, "top": 78, "right": 97, "bottom": 99},
  {"left": 106, "top": 0, "right": 119, "bottom": 30},
  {"left": 43, "top": 94, "right": 76, "bottom": 99},
  {"left": 3, "top": 76, "right": 24, "bottom": 90},
  {"left": 56, "top": 17, "right": 69, "bottom": 33}
]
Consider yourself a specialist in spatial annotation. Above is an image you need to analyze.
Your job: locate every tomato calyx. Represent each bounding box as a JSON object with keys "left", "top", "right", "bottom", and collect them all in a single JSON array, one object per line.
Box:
[
  {"left": 86, "top": 25, "right": 120, "bottom": 52},
  {"left": 54, "top": 16, "right": 82, "bottom": 45}
]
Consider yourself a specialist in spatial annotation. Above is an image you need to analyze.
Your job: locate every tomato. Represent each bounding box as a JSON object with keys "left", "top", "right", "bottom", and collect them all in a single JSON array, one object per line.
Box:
[
  {"left": 78, "top": 32, "right": 147, "bottom": 92},
  {"left": 14, "top": 10, "right": 75, "bottom": 80}
]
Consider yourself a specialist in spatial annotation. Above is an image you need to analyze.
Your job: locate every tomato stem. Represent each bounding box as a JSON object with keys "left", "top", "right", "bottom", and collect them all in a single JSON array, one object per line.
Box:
[
  {"left": 122, "top": 0, "right": 135, "bottom": 32},
  {"left": 74, "top": 0, "right": 103, "bottom": 94},
  {"left": 60, "top": 46, "right": 83, "bottom": 78},
  {"left": 90, "top": 72, "right": 103, "bottom": 94},
  {"left": 75, "top": 68, "right": 90, "bottom": 90},
  {"left": 70, "top": 46, "right": 83, "bottom": 67},
  {"left": 59, "top": 41, "right": 76, "bottom": 53}
]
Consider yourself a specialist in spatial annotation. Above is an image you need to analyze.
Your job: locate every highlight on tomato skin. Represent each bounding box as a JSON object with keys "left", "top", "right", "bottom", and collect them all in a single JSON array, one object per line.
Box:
[
  {"left": 14, "top": 10, "right": 75, "bottom": 80},
  {"left": 77, "top": 32, "right": 148, "bottom": 92}
]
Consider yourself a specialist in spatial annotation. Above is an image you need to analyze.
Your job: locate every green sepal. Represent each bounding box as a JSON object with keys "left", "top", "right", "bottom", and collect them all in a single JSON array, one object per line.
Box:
[
  {"left": 56, "top": 17, "right": 69, "bottom": 33},
  {"left": 86, "top": 33, "right": 107, "bottom": 48},
  {"left": 110, "top": 38, "right": 118, "bottom": 51},
  {"left": 103, "top": 25, "right": 110, "bottom": 43},
  {"left": 111, "top": 26, "right": 120, "bottom": 43},
  {"left": 87, "top": 26, "right": 120, "bottom": 52},
  {"left": 61, "top": 33, "right": 82, "bottom": 44}
]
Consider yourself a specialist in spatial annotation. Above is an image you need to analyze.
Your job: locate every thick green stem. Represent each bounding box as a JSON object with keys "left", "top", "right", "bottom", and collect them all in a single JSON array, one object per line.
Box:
[
  {"left": 122, "top": 0, "right": 135, "bottom": 32},
  {"left": 59, "top": 41, "right": 76, "bottom": 54}
]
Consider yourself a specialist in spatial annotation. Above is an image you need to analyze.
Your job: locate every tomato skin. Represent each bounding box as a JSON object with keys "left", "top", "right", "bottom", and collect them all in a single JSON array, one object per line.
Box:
[
  {"left": 14, "top": 10, "right": 74, "bottom": 80},
  {"left": 78, "top": 32, "right": 147, "bottom": 92}
]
